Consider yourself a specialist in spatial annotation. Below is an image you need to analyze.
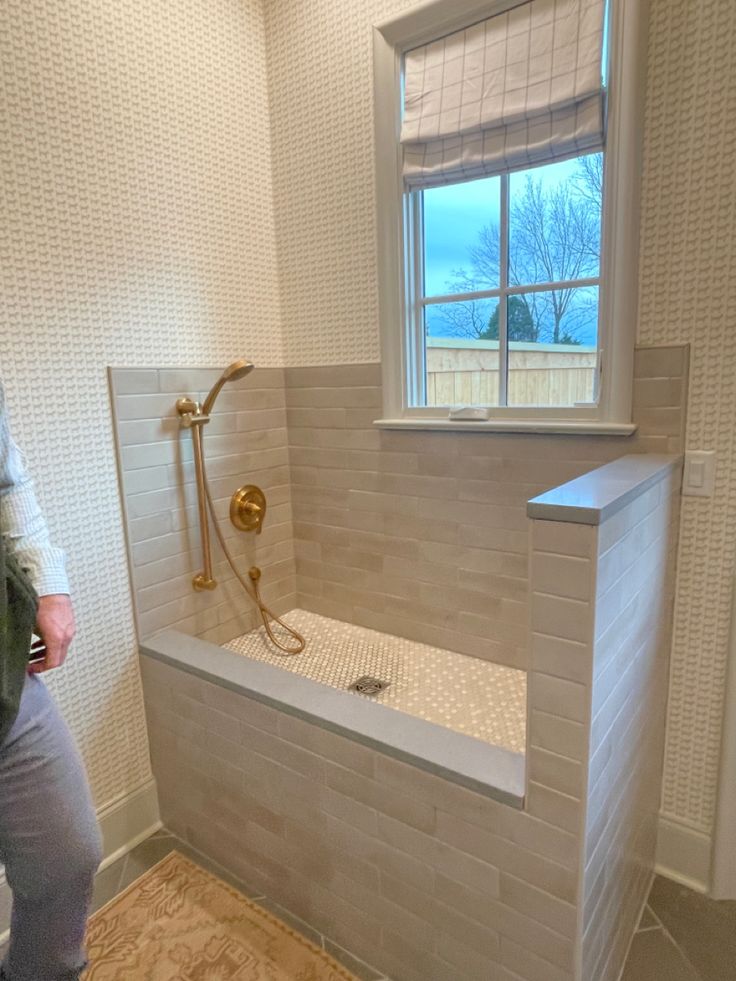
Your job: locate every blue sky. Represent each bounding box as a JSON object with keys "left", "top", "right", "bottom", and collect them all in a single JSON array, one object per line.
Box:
[
  {"left": 423, "top": 158, "right": 582, "bottom": 296},
  {"left": 424, "top": 175, "right": 501, "bottom": 297}
]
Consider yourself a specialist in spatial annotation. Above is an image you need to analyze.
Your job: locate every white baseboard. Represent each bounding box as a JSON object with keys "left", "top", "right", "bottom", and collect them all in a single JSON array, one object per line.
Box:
[
  {"left": 95, "top": 778, "right": 162, "bottom": 872},
  {"left": 655, "top": 814, "right": 712, "bottom": 894},
  {"left": 0, "top": 778, "right": 161, "bottom": 937}
]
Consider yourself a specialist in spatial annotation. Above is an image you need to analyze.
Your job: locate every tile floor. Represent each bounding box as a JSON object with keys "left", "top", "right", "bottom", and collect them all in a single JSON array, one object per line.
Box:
[
  {"left": 2, "top": 835, "right": 734, "bottom": 980},
  {"left": 224, "top": 608, "right": 527, "bottom": 752},
  {"left": 622, "top": 875, "right": 736, "bottom": 981}
]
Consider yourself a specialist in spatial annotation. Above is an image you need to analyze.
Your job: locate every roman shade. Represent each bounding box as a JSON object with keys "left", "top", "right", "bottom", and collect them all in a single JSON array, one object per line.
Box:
[{"left": 400, "top": 0, "right": 606, "bottom": 189}]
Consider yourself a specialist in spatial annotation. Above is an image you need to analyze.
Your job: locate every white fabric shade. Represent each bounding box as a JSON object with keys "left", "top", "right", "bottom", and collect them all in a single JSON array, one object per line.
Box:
[{"left": 401, "top": 0, "right": 606, "bottom": 189}]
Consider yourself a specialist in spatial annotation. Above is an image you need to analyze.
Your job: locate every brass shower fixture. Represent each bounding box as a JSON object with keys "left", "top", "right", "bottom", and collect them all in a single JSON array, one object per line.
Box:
[
  {"left": 175, "top": 359, "right": 306, "bottom": 654},
  {"left": 230, "top": 485, "right": 267, "bottom": 534},
  {"left": 176, "top": 359, "right": 255, "bottom": 590}
]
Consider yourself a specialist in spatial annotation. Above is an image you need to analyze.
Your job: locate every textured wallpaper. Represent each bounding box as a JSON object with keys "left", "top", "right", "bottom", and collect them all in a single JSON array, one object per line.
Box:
[
  {"left": 637, "top": 0, "right": 736, "bottom": 830},
  {"left": 0, "top": 0, "right": 282, "bottom": 806},
  {"left": 264, "top": 0, "right": 736, "bottom": 839},
  {"left": 264, "top": 0, "right": 416, "bottom": 366}
]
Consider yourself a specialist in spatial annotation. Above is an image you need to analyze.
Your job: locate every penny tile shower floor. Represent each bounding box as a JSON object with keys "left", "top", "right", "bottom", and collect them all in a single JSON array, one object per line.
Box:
[{"left": 224, "top": 609, "right": 527, "bottom": 754}]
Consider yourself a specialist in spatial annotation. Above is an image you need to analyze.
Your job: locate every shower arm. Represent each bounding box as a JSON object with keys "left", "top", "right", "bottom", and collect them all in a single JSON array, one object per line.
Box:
[{"left": 176, "top": 397, "right": 216, "bottom": 590}]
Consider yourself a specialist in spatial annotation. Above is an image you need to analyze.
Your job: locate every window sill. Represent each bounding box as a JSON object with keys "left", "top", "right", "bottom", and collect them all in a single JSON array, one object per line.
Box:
[{"left": 373, "top": 417, "right": 638, "bottom": 436}]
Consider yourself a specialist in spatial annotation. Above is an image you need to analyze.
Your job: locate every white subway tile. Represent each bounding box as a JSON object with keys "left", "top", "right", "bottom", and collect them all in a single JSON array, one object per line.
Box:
[
  {"left": 529, "top": 710, "right": 587, "bottom": 762},
  {"left": 530, "top": 672, "right": 588, "bottom": 724},
  {"left": 531, "top": 553, "right": 592, "bottom": 602},
  {"left": 531, "top": 592, "right": 593, "bottom": 645},
  {"left": 532, "top": 520, "right": 595, "bottom": 559},
  {"left": 526, "top": 782, "right": 582, "bottom": 835},
  {"left": 531, "top": 632, "right": 591, "bottom": 684}
]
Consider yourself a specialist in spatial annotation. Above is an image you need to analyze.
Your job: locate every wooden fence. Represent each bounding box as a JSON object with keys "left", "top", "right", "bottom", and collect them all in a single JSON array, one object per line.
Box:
[{"left": 426, "top": 339, "right": 597, "bottom": 406}]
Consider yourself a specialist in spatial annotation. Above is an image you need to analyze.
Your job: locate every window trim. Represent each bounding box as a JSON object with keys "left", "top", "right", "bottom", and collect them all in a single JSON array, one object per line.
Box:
[{"left": 372, "top": 0, "right": 648, "bottom": 434}]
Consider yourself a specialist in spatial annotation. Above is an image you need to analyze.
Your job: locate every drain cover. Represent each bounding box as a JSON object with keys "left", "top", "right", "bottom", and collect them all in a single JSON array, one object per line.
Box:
[{"left": 348, "top": 676, "right": 391, "bottom": 696}]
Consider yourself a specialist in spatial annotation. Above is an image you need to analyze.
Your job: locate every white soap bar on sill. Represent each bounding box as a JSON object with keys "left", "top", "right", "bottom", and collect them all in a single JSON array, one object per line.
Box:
[{"left": 448, "top": 406, "right": 491, "bottom": 421}]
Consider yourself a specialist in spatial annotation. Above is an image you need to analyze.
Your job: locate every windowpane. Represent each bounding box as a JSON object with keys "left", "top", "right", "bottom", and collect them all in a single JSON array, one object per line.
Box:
[
  {"left": 423, "top": 176, "right": 501, "bottom": 297},
  {"left": 508, "top": 154, "right": 602, "bottom": 287},
  {"left": 506, "top": 287, "right": 599, "bottom": 407},
  {"left": 424, "top": 299, "right": 500, "bottom": 406},
  {"left": 414, "top": 154, "right": 604, "bottom": 411}
]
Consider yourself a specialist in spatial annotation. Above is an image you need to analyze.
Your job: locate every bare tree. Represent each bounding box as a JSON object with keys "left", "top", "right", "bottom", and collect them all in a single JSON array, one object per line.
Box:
[
  {"left": 429, "top": 298, "right": 495, "bottom": 340},
  {"left": 573, "top": 152, "right": 603, "bottom": 204},
  {"left": 432, "top": 155, "right": 602, "bottom": 344}
]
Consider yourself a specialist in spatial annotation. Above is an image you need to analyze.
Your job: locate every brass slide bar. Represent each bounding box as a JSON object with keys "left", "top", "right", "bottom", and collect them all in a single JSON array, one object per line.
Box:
[
  {"left": 175, "top": 398, "right": 217, "bottom": 590},
  {"left": 175, "top": 359, "right": 254, "bottom": 591}
]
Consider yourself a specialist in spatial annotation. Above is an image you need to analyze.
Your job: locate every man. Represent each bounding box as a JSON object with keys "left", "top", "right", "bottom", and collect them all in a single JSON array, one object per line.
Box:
[{"left": 0, "top": 380, "right": 102, "bottom": 981}]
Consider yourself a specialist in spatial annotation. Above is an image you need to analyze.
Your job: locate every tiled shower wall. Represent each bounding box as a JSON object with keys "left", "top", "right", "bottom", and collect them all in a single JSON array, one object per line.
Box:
[
  {"left": 115, "top": 347, "right": 686, "bottom": 669},
  {"left": 110, "top": 367, "right": 296, "bottom": 644},
  {"left": 581, "top": 470, "right": 680, "bottom": 981},
  {"left": 287, "top": 348, "right": 687, "bottom": 671},
  {"left": 523, "top": 460, "right": 680, "bottom": 981}
]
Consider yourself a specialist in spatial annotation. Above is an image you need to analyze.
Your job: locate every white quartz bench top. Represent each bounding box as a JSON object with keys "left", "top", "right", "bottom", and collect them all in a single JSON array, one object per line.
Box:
[{"left": 527, "top": 453, "right": 682, "bottom": 525}]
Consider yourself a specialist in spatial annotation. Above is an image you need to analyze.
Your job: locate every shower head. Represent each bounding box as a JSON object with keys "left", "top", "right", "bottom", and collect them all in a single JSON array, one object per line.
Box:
[
  {"left": 222, "top": 358, "right": 255, "bottom": 383},
  {"left": 201, "top": 358, "right": 255, "bottom": 415}
]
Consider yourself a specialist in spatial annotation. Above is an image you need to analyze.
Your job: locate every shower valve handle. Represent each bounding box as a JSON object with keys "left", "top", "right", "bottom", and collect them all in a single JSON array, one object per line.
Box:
[{"left": 230, "top": 485, "right": 267, "bottom": 534}]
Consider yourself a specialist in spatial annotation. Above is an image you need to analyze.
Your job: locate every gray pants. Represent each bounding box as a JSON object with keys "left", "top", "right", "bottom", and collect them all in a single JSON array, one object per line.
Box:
[{"left": 0, "top": 675, "right": 102, "bottom": 981}]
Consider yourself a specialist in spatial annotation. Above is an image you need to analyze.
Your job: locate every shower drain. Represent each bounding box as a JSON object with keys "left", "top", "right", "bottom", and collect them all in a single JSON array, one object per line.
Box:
[{"left": 348, "top": 676, "right": 391, "bottom": 696}]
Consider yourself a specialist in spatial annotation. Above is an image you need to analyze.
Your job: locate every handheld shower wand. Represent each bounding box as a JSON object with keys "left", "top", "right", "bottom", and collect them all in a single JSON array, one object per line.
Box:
[
  {"left": 176, "top": 360, "right": 254, "bottom": 589},
  {"left": 177, "top": 358, "right": 255, "bottom": 424},
  {"left": 201, "top": 359, "right": 254, "bottom": 416}
]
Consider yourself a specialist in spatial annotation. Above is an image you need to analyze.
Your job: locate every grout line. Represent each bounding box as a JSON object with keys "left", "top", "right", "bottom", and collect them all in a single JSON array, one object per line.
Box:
[
  {"left": 646, "top": 906, "right": 704, "bottom": 980},
  {"left": 169, "top": 833, "right": 263, "bottom": 900},
  {"left": 166, "top": 830, "right": 388, "bottom": 980}
]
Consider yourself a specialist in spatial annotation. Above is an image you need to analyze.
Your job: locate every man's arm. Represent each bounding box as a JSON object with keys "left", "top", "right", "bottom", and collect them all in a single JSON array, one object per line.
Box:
[{"left": 0, "top": 382, "right": 75, "bottom": 672}]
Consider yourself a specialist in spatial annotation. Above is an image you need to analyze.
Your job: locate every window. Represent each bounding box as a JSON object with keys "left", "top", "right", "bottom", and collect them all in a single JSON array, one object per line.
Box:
[
  {"left": 420, "top": 156, "right": 602, "bottom": 409},
  {"left": 374, "top": 0, "right": 647, "bottom": 434}
]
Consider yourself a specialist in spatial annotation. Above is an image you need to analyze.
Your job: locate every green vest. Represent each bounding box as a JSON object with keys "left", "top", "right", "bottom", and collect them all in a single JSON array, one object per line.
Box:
[{"left": 0, "top": 534, "right": 38, "bottom": 744}]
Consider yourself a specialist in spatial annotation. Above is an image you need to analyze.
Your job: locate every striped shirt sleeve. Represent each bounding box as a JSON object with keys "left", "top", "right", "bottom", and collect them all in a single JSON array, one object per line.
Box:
[{"left": 0, "top": 381, "right": 70, "bottom": 596}]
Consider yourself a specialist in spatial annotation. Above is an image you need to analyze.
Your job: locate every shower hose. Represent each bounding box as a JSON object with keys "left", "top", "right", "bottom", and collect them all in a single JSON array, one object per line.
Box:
[{"left": 199, "top": 452, "right": 306, "bottom": 655}]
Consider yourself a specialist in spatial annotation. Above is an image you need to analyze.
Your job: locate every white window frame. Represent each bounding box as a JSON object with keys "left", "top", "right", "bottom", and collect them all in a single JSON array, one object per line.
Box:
[{"left": 372, "top": 0, "right": 649, "bottom": 435}]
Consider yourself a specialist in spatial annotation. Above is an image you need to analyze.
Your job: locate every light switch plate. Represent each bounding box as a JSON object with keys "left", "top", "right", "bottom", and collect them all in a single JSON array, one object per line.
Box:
[{"left": 682, "top": 450, "right": 716, "bottom": 497}]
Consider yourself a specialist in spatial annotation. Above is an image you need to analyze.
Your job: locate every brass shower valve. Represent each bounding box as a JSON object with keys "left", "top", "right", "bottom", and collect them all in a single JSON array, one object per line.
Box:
[{"left": 230, "top": 485, "right": 267, "bottom": 534}]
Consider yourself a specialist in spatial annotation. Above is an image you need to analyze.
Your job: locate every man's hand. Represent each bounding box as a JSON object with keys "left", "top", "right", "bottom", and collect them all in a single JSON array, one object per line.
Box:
[{"left": 31, "top": 594, "right": 76, "bottom": 673}]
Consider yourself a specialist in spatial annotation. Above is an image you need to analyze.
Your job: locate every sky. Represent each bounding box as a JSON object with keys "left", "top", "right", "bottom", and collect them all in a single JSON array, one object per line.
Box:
[{"left": 423, "top": 157, "right": 583, "bottom": 296}]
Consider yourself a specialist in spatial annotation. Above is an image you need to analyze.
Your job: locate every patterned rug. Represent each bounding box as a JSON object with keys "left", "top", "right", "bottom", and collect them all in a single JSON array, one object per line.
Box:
[{"left": 83, "top": 851, "right": 357, "bottom": 980}]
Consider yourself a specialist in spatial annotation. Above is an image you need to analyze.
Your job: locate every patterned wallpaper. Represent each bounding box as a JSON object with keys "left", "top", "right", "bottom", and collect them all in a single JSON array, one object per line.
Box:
[
  {"left": 0, "top": 0, "right": 281, "bottom": 806},
  {"left": 264, "top": 0, "right": 415, "bottom": 366},
  {"left": 265, "top": 0, "right": 736, "bottom": 838},
  {"left": 637, "top": 0, "right": 736, "bottom": 830}
]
